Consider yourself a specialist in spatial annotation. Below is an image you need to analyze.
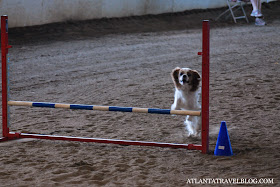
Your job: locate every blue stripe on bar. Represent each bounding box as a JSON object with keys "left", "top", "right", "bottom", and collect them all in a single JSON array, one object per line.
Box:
[
  {"left": 70, "top": 104, "right": 93, "bottom": 110},
  {"left": 109, "top": 107, "right": 133, "bottom": 112},
  {"left": 33, "top": 102, "right": 55, "bottom": 108},
  {"left": 148, "top": 108, "right": 171, "bottom": 114}
]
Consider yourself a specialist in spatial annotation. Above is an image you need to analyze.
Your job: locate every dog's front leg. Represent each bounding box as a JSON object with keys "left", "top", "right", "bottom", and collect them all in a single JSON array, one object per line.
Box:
[
  {"left": 171, "top": 102, "right": 177, "bottom": 110},
  {"left": 171, "top": 98, "right": 181, "bottom": 110}
]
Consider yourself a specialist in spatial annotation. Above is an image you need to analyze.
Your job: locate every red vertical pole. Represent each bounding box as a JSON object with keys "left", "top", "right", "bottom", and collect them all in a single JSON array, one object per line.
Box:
[
  {"left": 201, "top": 20, "right": 210, "bottom": 154},
  {"left": 1, "top": 15, "right": 11, "bottom": 138}
]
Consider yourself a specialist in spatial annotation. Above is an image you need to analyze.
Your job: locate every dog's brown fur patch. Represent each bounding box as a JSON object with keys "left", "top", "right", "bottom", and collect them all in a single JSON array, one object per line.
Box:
[
  {"left": 189, "top": 70, "right": 201, "bottom": 92},
  {"left": 171, "top": 67, "right": 182, "bottom": 89}
]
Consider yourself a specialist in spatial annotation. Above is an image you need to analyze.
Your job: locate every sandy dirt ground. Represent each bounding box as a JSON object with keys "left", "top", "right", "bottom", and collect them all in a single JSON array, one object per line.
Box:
[{"left": 1, "top": 2, "right": 280, "bottom": 186}]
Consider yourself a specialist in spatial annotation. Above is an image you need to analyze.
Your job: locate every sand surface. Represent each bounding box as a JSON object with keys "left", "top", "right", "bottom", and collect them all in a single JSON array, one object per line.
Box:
[{"left": 1, "top": 2, "right": 280, "bottom": 186}]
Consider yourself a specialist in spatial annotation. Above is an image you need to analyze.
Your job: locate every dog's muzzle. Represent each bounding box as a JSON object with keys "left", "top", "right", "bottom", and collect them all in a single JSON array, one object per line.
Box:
[{"left": 181, "top": 75, "right": 189, "bottom": 84}]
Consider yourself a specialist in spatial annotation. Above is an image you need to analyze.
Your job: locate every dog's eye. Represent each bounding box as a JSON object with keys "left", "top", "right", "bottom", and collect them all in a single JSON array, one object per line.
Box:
[
  {"left": 179, "top": 72, "right": 184, "bottom": 76},
  {"left": 187, "top": 72, "right": 192, "bottom": 77}
]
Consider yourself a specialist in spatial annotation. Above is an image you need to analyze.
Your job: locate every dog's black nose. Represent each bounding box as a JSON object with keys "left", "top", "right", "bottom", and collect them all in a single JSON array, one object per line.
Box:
[{"left": 182, "top": 74, "right": 187, "bottom": 79}]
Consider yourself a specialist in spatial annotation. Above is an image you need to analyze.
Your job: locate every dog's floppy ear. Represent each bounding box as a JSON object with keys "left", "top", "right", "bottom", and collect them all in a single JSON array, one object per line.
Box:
[
  {"left": 192, "top": 70, "right": 201, "bottom": 81},
  {"left": 171, "top": 67, "right": 181, "bottom": 89},
  {"left": 190, "top": 70, "right": 201, "bottom": 91}
]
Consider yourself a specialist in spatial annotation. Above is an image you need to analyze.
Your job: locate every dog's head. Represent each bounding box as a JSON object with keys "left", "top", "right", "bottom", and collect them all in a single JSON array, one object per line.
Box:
[{"left": 171, "top": 67, "right": 201, "bottom": 91}]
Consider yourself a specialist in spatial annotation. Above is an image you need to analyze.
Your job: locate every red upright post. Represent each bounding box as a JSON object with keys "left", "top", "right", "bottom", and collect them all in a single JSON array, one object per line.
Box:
[
  {"left": 1, "top": 15, "right": 11, "bottom": 139},
  {"left": 201, "top": 20, "right": 210, "bottom": 154}
]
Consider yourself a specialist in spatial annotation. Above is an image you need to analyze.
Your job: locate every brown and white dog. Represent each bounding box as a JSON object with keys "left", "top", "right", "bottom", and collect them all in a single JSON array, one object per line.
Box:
[{"left": 171, "top": 67, "right": 201, "bottom": 136}]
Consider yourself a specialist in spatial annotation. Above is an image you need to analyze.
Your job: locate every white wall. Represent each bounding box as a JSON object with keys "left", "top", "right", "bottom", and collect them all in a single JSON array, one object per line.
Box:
[{"left": 0, "top": 0, "right": 273, "bottom": 28}]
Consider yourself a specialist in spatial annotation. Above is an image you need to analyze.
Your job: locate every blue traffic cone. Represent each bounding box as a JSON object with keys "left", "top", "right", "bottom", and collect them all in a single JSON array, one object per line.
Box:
[{"left": 214, "top": 121, "right": 233, "bottom": 156}]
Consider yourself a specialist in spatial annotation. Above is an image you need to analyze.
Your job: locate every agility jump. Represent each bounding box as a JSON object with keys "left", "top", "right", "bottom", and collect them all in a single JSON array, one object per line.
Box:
[{"left": 1, "top": 15, "right": 209, "bottom": 154}]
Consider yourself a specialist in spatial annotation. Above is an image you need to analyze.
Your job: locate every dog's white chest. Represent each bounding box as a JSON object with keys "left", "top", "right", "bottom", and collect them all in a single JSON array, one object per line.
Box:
[{"left": 174, "top": 89, "right": 199, "bottom": 110}]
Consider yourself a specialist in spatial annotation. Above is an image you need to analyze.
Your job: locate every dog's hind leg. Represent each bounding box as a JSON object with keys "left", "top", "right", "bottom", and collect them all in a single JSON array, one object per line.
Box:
[
  {"left": 185, "top": 116, "right": 201, "bottom": 137},
  {"left": 184, "top": 116, "right": 194, "bottom": 136}
]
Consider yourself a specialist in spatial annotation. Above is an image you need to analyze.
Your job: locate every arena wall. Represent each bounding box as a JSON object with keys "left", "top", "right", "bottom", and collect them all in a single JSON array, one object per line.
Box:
[{"left": 0, "top": 0, "right": 273, "bottom": 28}]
